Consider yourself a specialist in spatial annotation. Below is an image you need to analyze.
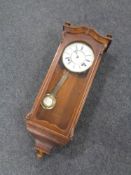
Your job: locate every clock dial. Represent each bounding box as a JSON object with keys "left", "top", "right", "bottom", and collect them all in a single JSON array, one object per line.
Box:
[{"left": 62, "top": 42, "right": 94, "bottom": 73}]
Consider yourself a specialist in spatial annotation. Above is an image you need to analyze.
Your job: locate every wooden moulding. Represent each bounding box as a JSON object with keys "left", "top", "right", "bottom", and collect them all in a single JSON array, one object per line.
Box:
[{"left": 25, "top": 22, "right": 112, "bottom": 158}]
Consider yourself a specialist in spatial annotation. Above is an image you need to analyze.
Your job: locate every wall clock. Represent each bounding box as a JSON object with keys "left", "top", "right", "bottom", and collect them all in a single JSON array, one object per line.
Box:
[{"left": 25, "top": 22, "right": 112, "bottom": 158}]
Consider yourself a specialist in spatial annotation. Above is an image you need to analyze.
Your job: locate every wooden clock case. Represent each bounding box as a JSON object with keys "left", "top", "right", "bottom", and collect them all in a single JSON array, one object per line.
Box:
[{"left": 25, "top": 22, "right": 112, "bottom": 158}]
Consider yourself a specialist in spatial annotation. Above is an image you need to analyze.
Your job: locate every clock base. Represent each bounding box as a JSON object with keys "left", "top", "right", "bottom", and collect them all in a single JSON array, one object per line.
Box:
[{"left": 26, "top": 112, "right": 69, "bottom": 158}]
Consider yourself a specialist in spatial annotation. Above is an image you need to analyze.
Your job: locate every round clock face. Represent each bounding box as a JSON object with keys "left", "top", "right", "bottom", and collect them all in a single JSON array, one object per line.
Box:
[{"left": 62, "top": 42, "right": 94, "bottom": 73}]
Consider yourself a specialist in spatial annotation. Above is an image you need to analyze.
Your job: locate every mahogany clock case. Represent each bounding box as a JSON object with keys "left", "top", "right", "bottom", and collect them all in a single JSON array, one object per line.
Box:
[{"left": 26, "top": 22, "right": 112, "bottom": 157}]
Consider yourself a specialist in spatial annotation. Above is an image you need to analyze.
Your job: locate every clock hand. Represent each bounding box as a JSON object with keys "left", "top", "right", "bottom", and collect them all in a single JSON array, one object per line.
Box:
[
  {"left": 41, "top": 71, "right": 69, "bottom": 109},
  {"left": 74, "top": 45, "right": 78, "bottom": 54}
]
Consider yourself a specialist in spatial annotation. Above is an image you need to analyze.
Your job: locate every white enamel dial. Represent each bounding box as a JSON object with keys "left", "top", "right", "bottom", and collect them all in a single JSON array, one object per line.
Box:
[{"left": 62, "top": 42, "right": 94, "bottom": 73}]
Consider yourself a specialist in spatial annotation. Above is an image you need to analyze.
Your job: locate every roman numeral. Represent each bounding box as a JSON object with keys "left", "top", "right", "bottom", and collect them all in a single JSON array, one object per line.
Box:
[
  {"left": 81, "top": 46, "right": 84, "bottom": 50},
  {"left": 85, "top": 59, "right": 90, "bottom": 62},
  {"left": 65, "top": 57, "right": 71, "bottom": 61},
  {"left": 81, "top": 63, "right": 87, "bottom": 67}
]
